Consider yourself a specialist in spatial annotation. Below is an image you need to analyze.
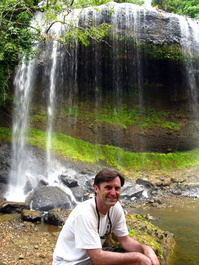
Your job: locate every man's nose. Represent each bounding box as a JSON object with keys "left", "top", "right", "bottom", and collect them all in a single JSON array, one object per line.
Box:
[{"left": 110, "top": 188, "right": 117, "bottom": 195}]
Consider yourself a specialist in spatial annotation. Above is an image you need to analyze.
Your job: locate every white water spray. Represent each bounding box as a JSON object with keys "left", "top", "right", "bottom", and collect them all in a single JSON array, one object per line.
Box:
[
  {"left": 144, "top": 0, "right": 152, "bottom": 8},
  {"left": 178, "top": 16, "right": 199, "bottom": 119},
  {"left": 46, "top": 25, "right": 61, "bottom": 184},
  {"left": 6, "top": 13, "right": 44, "bottom": 201}
]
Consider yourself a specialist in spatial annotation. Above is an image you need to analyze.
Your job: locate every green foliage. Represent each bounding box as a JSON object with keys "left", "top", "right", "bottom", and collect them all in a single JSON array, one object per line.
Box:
[
  {"left": 152, "top": 0, "right": 199, "bottom": 19},
  {"left": 143, "top": 43, "right": 185, "bottom": 61},
  {"left": 0, "top": 0, "right": 40, "bottom": 104},
  {"left": 41, "top": 0, "right": 113, "bottom": 47},
  {"left": 114, "top": 0, "right": 144, "bottom": 5},
  {"left": 77, "top": 0, "right": 112, "bottom": 8},
  {"left": 61, "top": 22, "right": 113, "bottom": 47}
]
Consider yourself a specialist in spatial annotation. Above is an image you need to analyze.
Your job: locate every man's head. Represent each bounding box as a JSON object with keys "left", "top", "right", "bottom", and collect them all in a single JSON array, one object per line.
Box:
[
  {"left": 93, "top": 168, "right": 125, "bottom": 210},
  {"left": 94, "top": 168, "right": 125, "bottom": 188}
]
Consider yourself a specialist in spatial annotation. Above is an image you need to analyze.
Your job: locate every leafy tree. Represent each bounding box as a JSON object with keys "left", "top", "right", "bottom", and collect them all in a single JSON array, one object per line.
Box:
[
  {"left": 152, "top": 0, "right": 199, "bottom": 19},
  {"left": 40, "top": 0, "right": 113, "bottom": 47},
  {"left": 0, "top": 0, "right": 40, "bottom": 105}
]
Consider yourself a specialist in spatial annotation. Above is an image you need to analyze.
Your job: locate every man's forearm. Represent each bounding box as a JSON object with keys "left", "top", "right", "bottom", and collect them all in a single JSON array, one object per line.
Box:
[
  {"left": 119, "top": 235, "right": 146, "bottom": 253},
  {"left": 87, "top": 248, "right": 152, "bottom": 265}
]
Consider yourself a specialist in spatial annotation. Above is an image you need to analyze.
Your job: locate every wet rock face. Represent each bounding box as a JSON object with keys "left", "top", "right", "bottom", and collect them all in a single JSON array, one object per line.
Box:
[
  {"left": 1, "top": 4, "right": 199, "bottom": 154},
  {"left": 0, "top": 143, "right": 11, "bottom": 194},
  {"left": 25, "top": 3, "right": 198, "bottom": 154}
]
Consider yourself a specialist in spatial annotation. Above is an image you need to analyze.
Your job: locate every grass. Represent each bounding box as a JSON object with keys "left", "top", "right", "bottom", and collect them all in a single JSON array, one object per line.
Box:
[{"left": 1, "top": 127, "right": 199, "bottom": 174}]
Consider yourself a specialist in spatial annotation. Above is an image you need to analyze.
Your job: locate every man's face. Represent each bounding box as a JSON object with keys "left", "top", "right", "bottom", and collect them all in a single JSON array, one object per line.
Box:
[{"left": 94, "top": 176, "right": 121, "bottom": 208}]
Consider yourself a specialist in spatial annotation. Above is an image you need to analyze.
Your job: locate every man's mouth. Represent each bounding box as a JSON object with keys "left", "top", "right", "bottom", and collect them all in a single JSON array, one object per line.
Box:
[{"left": 107, "top": 197, "right": 117, "bottom": 201}]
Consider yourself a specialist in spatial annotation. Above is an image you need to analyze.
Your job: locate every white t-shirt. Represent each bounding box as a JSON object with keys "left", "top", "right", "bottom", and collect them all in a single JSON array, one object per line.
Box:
[{"left": 53, "top": 198, "right": 128, "bottom": 264}]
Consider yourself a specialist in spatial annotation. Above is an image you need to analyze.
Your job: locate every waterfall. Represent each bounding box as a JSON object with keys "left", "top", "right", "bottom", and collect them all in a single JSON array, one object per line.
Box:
[
  {"left": 6, "top": 9, "right": 81, "bottom": 201},
  {"left": 6, "top": 3, "right": 199, "bottom": 201},
  {"left": 178, "top": 16, "right": 199, "bottom": 120},
  {"left": 7, "top": 61, "right": 36, "bottom": 201},
  {"left": 6, "top": 12, "right": 44, "bottom": 201},
  {"left": 46, "top": 23, "right": 63, "bottom": 184}
]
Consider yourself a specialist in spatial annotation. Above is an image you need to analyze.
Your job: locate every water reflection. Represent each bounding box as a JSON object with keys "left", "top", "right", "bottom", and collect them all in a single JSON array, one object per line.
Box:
[{"left": 132, "top": 198, "right": 199, "bottom": 265}]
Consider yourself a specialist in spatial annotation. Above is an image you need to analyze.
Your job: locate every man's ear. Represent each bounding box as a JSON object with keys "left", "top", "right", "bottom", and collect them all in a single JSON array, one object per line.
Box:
[{"left": 94, "top": 184, "right": 99, "bottom": 194}]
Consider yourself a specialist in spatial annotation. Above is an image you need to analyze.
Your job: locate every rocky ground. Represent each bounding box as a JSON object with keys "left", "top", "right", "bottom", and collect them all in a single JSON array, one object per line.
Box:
[
  {"left": 1, "top": 195, "right": 199, "bottom": 265},
  {"left": 0, "top": 213, "right": 60, "bottom": 265}
]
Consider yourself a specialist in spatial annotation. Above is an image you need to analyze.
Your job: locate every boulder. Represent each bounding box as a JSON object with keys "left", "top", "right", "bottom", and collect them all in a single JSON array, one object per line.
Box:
[
  {"left": 0, "top": 201, "right": 30, "bottom": 213},
  {"left": 70, "top": 186, "right": 85, "bottom": 202},
  {"left": 21, "top": 209, "right": 42, "bottom": 222},
  {"left": 44, "top": 207, "right": 71, "bottom": 226},
  {"left": 59, "top": 175, "right": 78, "bottom": 187},
  {"left": 125, "top": 214, "right": 175, "bottom": 265},
  {"left": 136, "top": 178, "right": 154, "bottom": 188},
  {"left": 30, "top": 186, "right": 72, "bottom": 212},
  {"left": 121, "top": 185, "right": 144, "bottom": 200}
]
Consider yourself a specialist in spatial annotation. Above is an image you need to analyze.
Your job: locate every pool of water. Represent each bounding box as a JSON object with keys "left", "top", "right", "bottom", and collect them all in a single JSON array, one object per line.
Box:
[{"left": 132, "top": 198, "right": 199, "bottom": 265}]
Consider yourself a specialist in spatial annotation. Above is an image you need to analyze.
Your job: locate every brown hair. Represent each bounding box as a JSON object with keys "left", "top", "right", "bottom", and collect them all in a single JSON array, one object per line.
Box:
[{"left": 94, "top": 168, "right": 125, "bottom": 187}]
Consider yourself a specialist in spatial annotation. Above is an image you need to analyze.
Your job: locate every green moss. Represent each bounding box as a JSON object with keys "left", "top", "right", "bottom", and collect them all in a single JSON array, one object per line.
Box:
[
  {"left": 0, "top": 127, "right": 12, "bottom": 142},
  {"left": 63, "top": 104, "right": 181, "bottom": 131},
  {"left": 1, "top": 127, "right": 199, "bottom": 172},
  {"left": 142, "top": 43, "right": 186, "bottom": 61},
  {"left": 31, "top": 114, "right": 47, "bottom": 123},
  {"left": 125, "top": 214, "right": 172, "bottom": 262},
  {"left": 108, "top": 33, "right": 199, "bottom": 62}
]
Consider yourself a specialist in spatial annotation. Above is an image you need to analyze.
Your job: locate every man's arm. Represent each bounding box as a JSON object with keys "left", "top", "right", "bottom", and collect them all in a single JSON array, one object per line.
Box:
[
  {"left": 87, "top": 248, "right": 153, "bottom": 265},
  {"left": 118, "top": 235, "right": 160, "bottom": 265}
]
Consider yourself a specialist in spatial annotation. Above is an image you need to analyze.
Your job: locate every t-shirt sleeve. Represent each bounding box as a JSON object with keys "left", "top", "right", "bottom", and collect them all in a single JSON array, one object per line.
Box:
[
  {"left": 111, "top": 203, "right": 129, "bottom": 237},
  {"left": 74, "top": 213, "right": 102, "bottom": 249}
]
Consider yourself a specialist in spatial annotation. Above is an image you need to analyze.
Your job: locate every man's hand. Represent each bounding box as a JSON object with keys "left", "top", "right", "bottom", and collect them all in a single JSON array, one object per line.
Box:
[
  {"left": 143, "top": 245, "right": 160, "bottom": 265},
  {"left": 118, "top": 235, "right": 160, "bottom": 265}
]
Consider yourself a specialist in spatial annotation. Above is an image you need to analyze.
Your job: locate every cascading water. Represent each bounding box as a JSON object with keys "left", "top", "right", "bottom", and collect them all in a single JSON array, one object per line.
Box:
[
  {"left": 46, "top": 22, "right": 63, "bottom": 184},
  {"left": 6, "top": 10, "right": 80, "bottom": 201},
  {"left": 7, "top": 59, "right": 37, "bottom": 201},
  {"left": 7, "top": 12, "right": 44, "bottom": 201},
  {"left": 144, "top": 0, "right": 152, "bottom": 8},
  {"left": 178, "top": 16, "right": 199, "bottom": 120},
  {"left": 6, "top": 2, "right": 199, "bottom": 202}
]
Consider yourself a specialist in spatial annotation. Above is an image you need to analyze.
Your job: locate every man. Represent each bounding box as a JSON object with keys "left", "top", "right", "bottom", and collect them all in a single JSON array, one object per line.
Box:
[{"left": 53, "top": 168, "right": 160, "bottom": 265}]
